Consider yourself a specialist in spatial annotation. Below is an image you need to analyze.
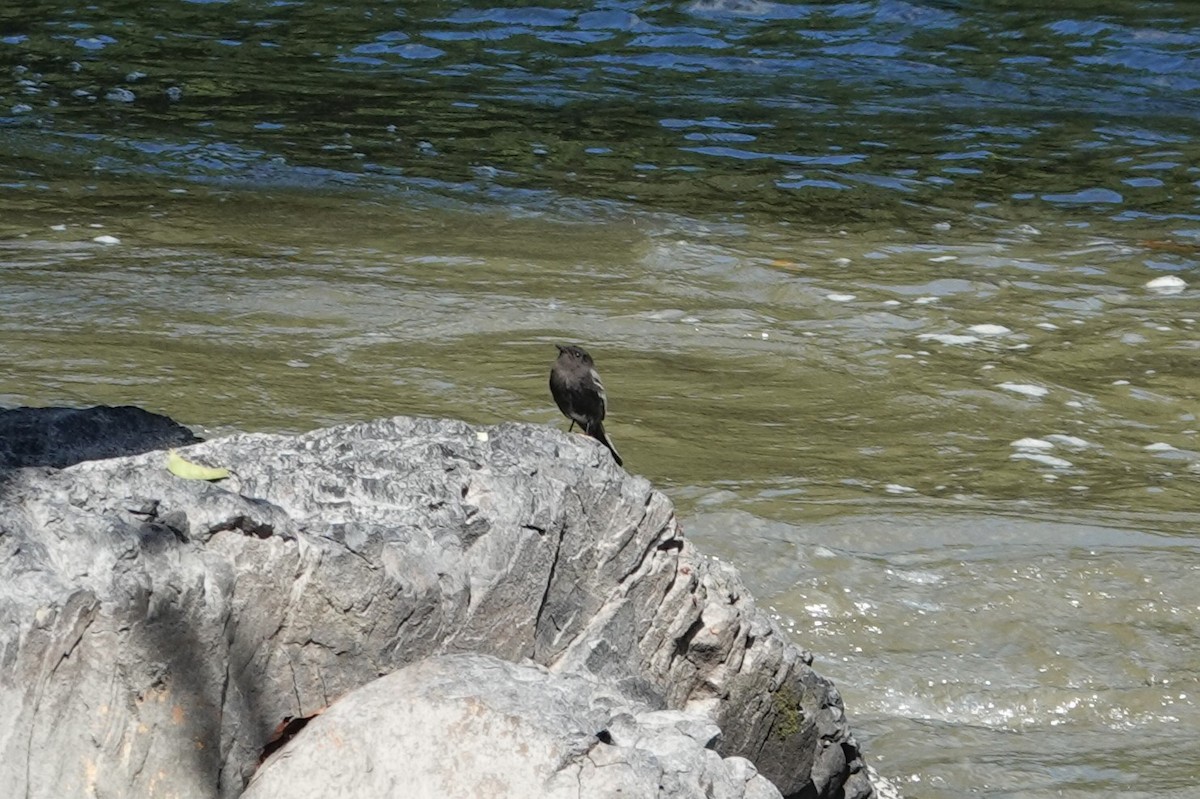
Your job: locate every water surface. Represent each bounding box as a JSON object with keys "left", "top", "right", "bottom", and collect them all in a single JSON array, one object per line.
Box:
[{"left": 2, "top": 1, "right": 1199, "bottom": 796}]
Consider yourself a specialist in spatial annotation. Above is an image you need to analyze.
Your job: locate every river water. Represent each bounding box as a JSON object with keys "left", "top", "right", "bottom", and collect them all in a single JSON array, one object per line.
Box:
[{"left": 2, "top": 1, "right": 1198, "bottom": 796}]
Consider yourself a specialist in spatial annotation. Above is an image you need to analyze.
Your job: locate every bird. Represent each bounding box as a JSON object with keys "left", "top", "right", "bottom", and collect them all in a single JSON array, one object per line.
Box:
[{"left": 549, "top": 344, "right": 623, "bottom": 466}]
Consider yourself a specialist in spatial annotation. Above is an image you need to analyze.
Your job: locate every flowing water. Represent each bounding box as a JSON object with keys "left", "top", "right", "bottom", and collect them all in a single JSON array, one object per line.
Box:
[{"left": 2, "top": 1, "right": 1199, "bottom": 796}]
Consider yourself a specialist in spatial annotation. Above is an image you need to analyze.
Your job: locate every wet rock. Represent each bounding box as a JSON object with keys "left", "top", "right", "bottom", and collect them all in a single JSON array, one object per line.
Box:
[
  {"left": 0, "top": 404, "right": 200, "bottom": 469},
  {"left": 0, "top": 414, "right": 873, "bottom": 798}
]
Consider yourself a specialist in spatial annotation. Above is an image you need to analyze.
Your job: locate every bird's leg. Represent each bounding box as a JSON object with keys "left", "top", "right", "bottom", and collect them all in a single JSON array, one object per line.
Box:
[{"left": 568, "top": 420, "right": 575, "bottom": 433}]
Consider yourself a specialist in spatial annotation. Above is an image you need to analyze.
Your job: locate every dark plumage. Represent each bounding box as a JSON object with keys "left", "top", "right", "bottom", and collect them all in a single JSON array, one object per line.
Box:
[{"left": 549, "top": 344, "right": 623, "bottom": 467}]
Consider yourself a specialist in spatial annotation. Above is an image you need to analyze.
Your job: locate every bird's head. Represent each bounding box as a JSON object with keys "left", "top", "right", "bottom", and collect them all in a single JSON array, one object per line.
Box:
[{"left": 555, "top": 344, "right": 593, "bottom": 364}]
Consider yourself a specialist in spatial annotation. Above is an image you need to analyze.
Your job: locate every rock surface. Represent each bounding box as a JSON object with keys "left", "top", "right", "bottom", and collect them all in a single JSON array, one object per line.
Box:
[
  {"left": 243, "top": 652, "right": 785, "bottom": 799},
  {"left": 0, "top": 410, "right": 874, "bottom": 799}
]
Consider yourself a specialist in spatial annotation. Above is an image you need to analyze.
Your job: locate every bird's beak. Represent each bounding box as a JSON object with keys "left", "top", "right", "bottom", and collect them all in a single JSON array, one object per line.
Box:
[{"left": 555, "top": 344, "right": 567, "bottom": 353}]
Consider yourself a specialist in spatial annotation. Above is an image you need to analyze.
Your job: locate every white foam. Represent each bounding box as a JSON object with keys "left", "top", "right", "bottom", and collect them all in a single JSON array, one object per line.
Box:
[
  {"left": 1036, "top": 322, "right": 1059, "bottom": 331},
  {"left": 929, "top": 255, "right": 957, "bottom": 262},
  {"left": 913, "top": 296, "right": 940, "bottom": 305},
  {"left": 805, "top": 603, "right": 832, "bottom": 618},
  {"left": 1011, "top": 438, "right": 1054, "bottom": 451},
  {"left": 50, "top": 224, "right": 67, "bottom": 231},
  {"left": 969, "top": 324, "right": 1011, "bottom": 336},
  {"left": 1010, "top": 452, "right": 1073, "bottom": 469},
  {"left": 646, "top": 309, "right": 686, "bottom": 321},
  {"left": 998, "top": 382, "right": 1049, "bottom": 398},
  {"left": 1045, "top": 434, "right": 1092, "bottom": 449},
  {"left": 890, "top": 568, "right": 943, "bottom": 586},
  {"left": 92, "top": 235, "right": 120, "bottom": 245},
  {"left": 917, "top": 333, "right": 980, "bottom": 346},
  {"left": 826, "top": 293, "right": 856, "bottom": 302},
  {"left": 833, "top": 257, "right": 851, "bottom": 267},
  {"left": 884, "top": 484, "right": 916, "bottom": 495},
  {"left": 1144, "top": 442, "right": 1177, "bottom": 452},
  {"left": 1145, "top": 275, "right": 1186, "bottom": 294}
]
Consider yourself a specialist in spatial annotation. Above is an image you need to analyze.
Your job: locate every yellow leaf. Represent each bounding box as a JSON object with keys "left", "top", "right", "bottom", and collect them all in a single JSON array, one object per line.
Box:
[{"left": 166, "top": 449, "right": 230, "bottom": 481}]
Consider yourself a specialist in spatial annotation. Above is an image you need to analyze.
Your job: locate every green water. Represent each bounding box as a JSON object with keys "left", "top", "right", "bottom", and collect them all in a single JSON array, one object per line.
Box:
[{"left": 2, "top": 1, "right": 1199, "bottom": 796}]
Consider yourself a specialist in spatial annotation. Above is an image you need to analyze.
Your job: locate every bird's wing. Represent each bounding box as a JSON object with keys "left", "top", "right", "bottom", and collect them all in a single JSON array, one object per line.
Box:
[{"left": 590, "top": 367, "right": 608, "bottom": 413}]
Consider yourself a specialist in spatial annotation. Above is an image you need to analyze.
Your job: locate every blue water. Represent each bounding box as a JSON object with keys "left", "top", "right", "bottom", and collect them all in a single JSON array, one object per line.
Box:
[{"left": 3, "top": 0, "right": 1200, "bottom": 233}]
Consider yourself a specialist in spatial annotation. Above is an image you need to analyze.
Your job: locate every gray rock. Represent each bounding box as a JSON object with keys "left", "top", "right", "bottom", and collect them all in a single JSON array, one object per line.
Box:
[
  {"left": 0, "top": 404, "right": 200, "bottom": 469},
  {"left": 242, "top": 652, "right": 784, "bottom": 799},
  {"left": 0, "top": 414, "right": 872, "bottom": 798}
]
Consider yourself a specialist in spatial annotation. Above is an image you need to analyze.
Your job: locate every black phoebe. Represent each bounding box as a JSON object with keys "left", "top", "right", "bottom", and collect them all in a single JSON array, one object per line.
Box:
[{"left": 549, "top": 344, "right": 623, "bottom": 466}]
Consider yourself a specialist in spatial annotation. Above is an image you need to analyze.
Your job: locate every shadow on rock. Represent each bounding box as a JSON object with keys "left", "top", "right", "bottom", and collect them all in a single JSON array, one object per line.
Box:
[{"left": 0, "top": 405, "right": 200, "bottom": 472}]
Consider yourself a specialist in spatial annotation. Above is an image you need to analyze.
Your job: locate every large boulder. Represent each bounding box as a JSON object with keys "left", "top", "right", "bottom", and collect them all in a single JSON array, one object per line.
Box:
[
  {"left": 0, "top": 412, "right": 873, "bottom": 799},
  {"left": 242, "top": 652, "right": 784, "bottom": 799}
]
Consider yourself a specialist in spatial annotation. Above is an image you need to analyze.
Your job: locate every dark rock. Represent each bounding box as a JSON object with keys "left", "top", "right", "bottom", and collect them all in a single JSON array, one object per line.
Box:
[
  {"left": 0, "top": 413, "right": 875, "bottom": 799},
  {"left": 0, "top": 405, "right": 200, "bottom": 470}
]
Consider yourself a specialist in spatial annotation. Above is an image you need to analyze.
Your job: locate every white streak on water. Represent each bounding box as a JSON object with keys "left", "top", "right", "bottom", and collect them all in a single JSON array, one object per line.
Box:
[
  {"left": 1011, "top": 452, "right": 1073, "bottom": 468},
  {"left": 1045, "top": 434, "right": 1092, "bottom": 449},
  {"left": 998, "top": 382, "right": 1049, "bottom": 398},
  {"left": 917, "top": 333, "right": 980, "bottom": 345},
  {"left": 1145, "top": 275, "right": 1186, "bottom": 294},
  {"left": 1011, "top": 438, "right": 1054, "bottom": 450},
  {"left": 969, "top": 324, "right": 1012, "bottom": 335}
]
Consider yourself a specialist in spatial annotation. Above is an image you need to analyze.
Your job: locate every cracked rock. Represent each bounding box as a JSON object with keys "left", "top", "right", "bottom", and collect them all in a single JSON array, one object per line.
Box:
[{"left": 0, "top": 410, "right": 876, "bottom": 798}]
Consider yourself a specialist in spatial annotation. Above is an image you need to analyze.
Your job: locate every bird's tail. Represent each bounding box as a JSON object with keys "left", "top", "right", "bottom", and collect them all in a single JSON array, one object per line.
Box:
[{"left": 587, "top": 421, "right": 623, "bottom": 467}]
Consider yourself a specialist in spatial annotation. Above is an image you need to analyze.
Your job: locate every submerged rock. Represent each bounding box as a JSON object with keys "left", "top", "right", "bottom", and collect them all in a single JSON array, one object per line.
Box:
[{"left": 0, "top": 412, "right": 874, "bottom": 799}]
